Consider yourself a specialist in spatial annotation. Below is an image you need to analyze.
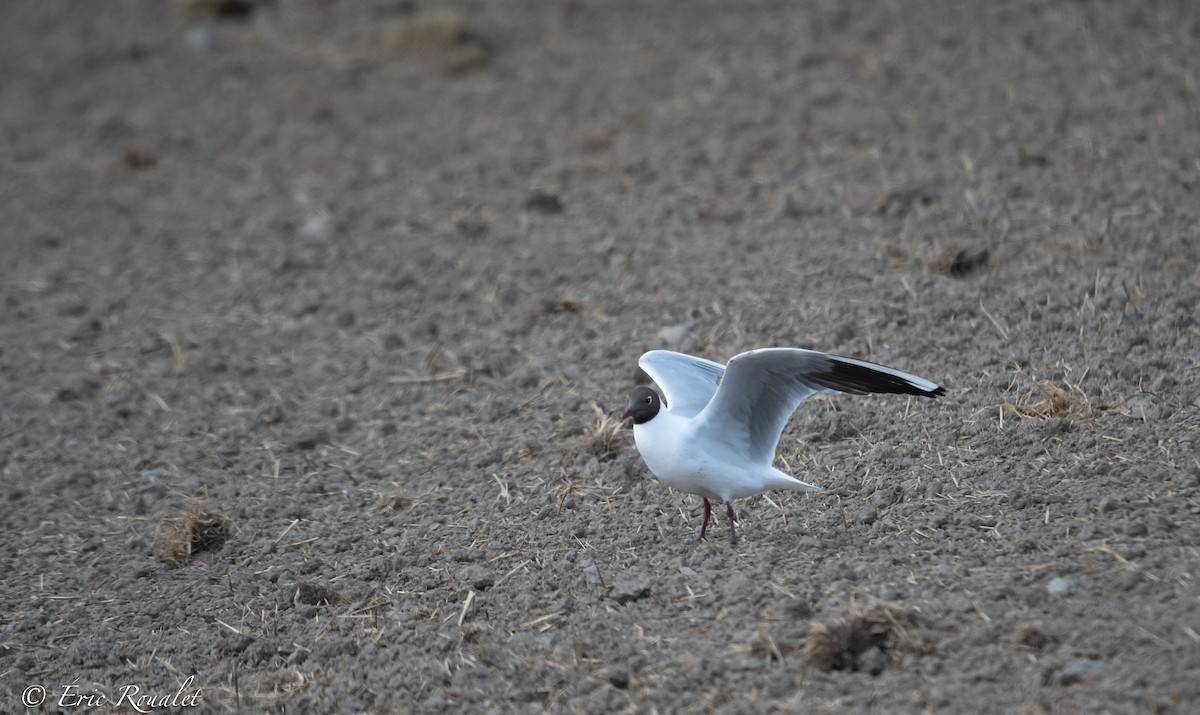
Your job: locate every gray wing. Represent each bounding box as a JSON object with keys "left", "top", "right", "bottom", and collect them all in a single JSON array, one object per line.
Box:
[
  {"left": 637, "top": 350, "right": 727, "bottom": 418},
  {"left": 696, "top": 348, "right": 944, "bottom": 465}
]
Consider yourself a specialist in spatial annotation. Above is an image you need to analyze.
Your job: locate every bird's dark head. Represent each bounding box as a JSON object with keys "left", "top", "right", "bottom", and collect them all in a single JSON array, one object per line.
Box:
[{"left": 622, "top": 386, "right": 661, "bottom": 425}]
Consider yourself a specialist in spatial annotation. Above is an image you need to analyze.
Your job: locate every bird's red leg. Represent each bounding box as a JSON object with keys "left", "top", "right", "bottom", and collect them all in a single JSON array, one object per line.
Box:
[
  {"left": 698, "top": 498, "right": 712, "bottom": 541},
  {"left": 725, "top": 501, "right": 738, "bottom": 545}
]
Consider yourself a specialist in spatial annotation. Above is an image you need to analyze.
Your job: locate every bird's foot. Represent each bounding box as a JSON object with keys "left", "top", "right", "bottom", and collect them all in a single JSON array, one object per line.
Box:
[
  {"left": 697, "top": 497, "right": 713, "bottom": 541},
  {"left": 725, "top": 501, "right": 738, "bottom": 545}
]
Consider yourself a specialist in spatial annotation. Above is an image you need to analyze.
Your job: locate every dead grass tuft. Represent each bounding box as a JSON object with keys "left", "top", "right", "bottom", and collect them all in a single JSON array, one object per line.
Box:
[
  {"left": 154, "top": 489, "right": 231, "bottom": 568},
  {"left": 1043, "top": 231, "right": 1100, "bottom": 255},
  {"left": 379, "top": 9, "right": 490, "bottom": 74},
  {"left": 1013, "top": 622, "right": 1054, "bottom": 650},
  {"left": 802, "top": 599, "right": 930, "bottom": 673},
  {"left": 249, "top": 667, "right": 310, "bottom": 701},
  {"left": 542, "top": 297, "right": 589, "bottom": 314},
  {"left": 578, "top": 402, "right": 624, "bottom": 461},
  {"left": 369, "top": 483, "right": 413, "bottom": 515},
  {"left": 1001, "top": 379, "right": 1094, "bottom": 420}
]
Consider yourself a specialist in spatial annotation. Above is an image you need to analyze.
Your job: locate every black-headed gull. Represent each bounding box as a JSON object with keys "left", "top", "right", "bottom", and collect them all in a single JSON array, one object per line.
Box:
[{"left": 621, "top": 349, "right": 945, "bottom": 545}]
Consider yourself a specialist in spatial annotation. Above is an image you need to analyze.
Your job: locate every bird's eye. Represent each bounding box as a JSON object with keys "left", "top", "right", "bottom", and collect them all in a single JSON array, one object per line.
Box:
[{"left": 645, "top": 396, "right": 652, "bottom": 403}]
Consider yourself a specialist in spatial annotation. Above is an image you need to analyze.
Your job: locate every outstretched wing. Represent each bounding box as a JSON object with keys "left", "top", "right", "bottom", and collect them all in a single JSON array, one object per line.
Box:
[
  {"left": 696, "top": 348, "right": 944, "bottom": 465},
  {"left": 637, "top": 350, "right": 727, "bottom": 418}
]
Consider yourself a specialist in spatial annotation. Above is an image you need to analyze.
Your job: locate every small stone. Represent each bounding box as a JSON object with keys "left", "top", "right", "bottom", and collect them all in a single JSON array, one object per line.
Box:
[
  {"left": 877, "top": 584, "right": 903, "bottom": 602},
  {"left": 606, "top": 668, "right": 630, "bottom": 689},
  {"left": 970, "top": 515, "right": 999, "bottom": 529},
  {"left": 858, "top": 645, "right": 887, "bottom": 675},
  {"left": 525, "top": 190, "right": 563, "bottom": 214},
  {"left": 460, "top": 565, "right": 495, "bottom": 591},
  {"left": 1124, "top": 395, "right": 1159, "bottom": 421},
  {"left": 1046, "top": 577, "right": 1076, "bottom": 597},
  {"left": 1123, "top": 520, "right": 1148, "bottom": 537},
  {"left": 613, "top": 575, "right": 651, "bottom": 605},
  {"left": 656, "top": 324, "right": 690, "bottom": 344},
  {"left": 185, "top": 26, "right": 214, "bottom": 52},
  {"left": 245, "top": 640, "right": 278, "bottom": 665},
  {"left": 1057, "top": 658, "right": 1104, "bottom": 685},
  {"left": 290, "top": 428, "right": 329, "bottom": 450},
  {"left": 300, "top": 212, "right": 335, "bottom": 239},
  {"left": 1149, "top": 374, "right": 1175, "bottom": 392},
  {"left": 258, "top": 403, "right": 287, "bottom": 424},
  {"left": 784, "top": 598, "right": 812, "bottom": 619},
  {"left": 288, "top": 289, "right": 322, "bottom": 317},
  {"left": 215, "top": 634, "right": 255, "bottom": 655}
]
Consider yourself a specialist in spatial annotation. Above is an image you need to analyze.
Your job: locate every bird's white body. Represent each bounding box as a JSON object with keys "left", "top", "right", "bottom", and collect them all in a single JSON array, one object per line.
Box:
[
  {"left": 632, "top": 408, "right": 818, "bottom": 503},
  {"left": 622, "top": 348, "right": 944, "bottom": 543}
]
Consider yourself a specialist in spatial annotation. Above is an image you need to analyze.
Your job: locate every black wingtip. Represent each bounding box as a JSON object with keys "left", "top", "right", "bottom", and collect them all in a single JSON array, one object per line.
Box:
[{"left": 816, "top": 358, "right": 945, "bottom": 398}]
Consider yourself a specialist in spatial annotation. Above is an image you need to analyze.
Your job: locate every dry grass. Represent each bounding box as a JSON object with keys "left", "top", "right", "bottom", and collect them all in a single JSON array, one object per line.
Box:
[
  {"left": 1013, "top": 622, "right": 1054, "bottom": 650},
  {"left": 1043, "top": 230, "right": 1101, "bottom": 255},
  {"left": 578, "top": 401, "right": 624, "bottom": 462},
  {"left": 542, "top": 297, "right": 589, "bottom": 314},
  {"left": 378, "top": 9, "right": 490, "bottom": 75},
  {"left": 1001, "top": 378, "right": 1094, "bottom": 420},
  {"left": 248, "top": 667, "right": 311, "bottom": 701},
  {"left": 369, "top": 482, "right": 414, "bottom": 515},
  {"left": 802, "top": 599, "right": 931, "bottom": 673},
  {"left": 153, "top": 489, "right": 231, "bottom": 568},
  {"left": 540, "top": 296, "right": 611, "bottom": 320}
]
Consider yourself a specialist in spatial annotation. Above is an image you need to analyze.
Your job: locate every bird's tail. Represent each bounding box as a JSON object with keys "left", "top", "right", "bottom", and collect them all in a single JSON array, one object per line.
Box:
[{"left": 767, "top": 468, "right": 821, "bottom": 492}]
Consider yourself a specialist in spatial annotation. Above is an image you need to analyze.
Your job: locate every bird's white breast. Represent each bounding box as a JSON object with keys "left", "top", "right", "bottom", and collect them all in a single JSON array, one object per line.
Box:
[
  {"left": 633, "top": 412, "right": 742, "bottom": 501},
  {"left": 632, "top": 408, "right": 816, "bottom": 502}
]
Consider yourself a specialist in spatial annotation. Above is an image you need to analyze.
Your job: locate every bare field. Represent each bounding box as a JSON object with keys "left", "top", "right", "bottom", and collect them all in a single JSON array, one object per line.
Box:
[{"left": 2, "top": 1, "right": 1198, "bottom": 712}]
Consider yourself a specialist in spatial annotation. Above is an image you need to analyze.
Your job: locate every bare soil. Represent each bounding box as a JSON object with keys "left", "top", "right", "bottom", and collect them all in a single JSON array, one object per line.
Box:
[{"left": 2, "top": 1, "right": 1199, "bottom": 713}]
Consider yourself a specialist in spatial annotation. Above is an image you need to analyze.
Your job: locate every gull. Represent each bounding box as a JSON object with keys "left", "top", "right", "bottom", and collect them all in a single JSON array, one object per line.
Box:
[{"left": 621, "top": 348, "right": 944, "bottom": 545}]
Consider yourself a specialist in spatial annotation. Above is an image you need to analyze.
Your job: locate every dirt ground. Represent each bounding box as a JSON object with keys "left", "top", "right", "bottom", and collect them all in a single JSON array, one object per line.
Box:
[{"left": 2, "top": 1, "right": 1199, "bottom": 713}]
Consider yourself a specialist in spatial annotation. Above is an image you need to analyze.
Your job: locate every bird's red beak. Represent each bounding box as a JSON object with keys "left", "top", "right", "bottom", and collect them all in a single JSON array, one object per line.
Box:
[{"left": 621, "top": 407, "right": 632, "bottom": 421}]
